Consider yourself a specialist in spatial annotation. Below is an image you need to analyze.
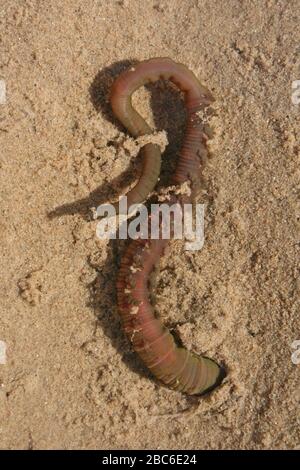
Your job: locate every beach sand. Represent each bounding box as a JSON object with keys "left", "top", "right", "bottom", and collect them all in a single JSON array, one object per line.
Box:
[{"left": 0, "top": 0, "right": 299, "bottom": 449}]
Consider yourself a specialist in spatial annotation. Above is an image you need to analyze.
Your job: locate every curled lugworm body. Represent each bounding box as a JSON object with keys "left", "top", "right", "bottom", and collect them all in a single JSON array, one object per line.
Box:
[{"left": 111, "top": 58, "right": 224, "bottom": 395}]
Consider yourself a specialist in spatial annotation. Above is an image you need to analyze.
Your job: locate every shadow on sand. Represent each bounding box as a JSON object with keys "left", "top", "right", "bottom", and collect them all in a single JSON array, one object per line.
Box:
[{"left": 48, "top": 59, "right": 187, "bottom": 382}]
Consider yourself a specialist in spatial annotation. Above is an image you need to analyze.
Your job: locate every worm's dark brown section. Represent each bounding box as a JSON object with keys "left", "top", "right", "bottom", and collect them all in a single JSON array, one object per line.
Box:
[
  {"left": 110, "top": 57, "right": 214, "bottom": 205},
  {"left": 111, "top": 58, "right": 223, "bottom": 395}
]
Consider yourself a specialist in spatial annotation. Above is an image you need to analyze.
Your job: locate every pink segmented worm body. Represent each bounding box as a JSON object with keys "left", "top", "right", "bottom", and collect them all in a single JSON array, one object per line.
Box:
[{"left": 111, "top": 58, "right": 224, "bottom": 395}]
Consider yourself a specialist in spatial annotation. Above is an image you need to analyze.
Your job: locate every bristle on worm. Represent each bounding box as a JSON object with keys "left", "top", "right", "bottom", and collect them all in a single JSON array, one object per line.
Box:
[{"left": 110, "top": 58, "right": 225, "bottom": 395}]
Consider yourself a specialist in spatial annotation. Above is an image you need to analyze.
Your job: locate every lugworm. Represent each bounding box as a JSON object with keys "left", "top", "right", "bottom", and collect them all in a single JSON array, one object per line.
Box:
[{"left": 111, "top": 58, "right": 224, "bottom": 395}]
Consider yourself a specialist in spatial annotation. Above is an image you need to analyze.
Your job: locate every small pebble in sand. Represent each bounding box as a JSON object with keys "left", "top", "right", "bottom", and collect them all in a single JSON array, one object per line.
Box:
[
  {"left": 0, "top": 340, "right": 7, "bottom": 364},
  {"left": 0, "top": 80, "right": 6, "bottom": 104}
]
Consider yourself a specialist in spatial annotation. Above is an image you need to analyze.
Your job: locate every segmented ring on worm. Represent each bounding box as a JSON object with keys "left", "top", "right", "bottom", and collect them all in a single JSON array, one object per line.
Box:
[{"left": 111, "top": 57, "right": 225, "bottom": 395}]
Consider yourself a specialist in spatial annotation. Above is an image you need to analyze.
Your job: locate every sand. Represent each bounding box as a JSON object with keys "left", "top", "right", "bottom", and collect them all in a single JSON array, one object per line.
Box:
[{"left": 0, "top": 0, "right": 299, "bottom": 450}]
